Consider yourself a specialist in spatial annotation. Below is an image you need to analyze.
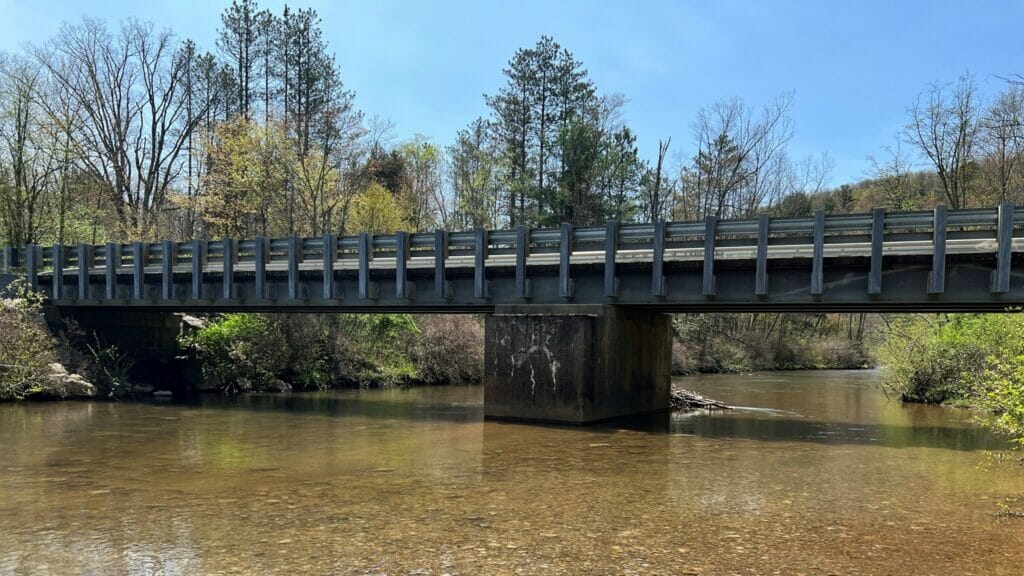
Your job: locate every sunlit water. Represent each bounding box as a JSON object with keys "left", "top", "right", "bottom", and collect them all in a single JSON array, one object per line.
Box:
[{"left": 1, "top": 370, "right": 1022, "bottom": 575}]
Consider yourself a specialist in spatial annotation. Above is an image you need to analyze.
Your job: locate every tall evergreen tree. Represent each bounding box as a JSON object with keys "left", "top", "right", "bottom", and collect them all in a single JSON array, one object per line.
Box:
[
  {"left": 217, "top": 0, "right": 266, "bottom": 119},
  {"left": 484, "top": 36, "right": 597, "bottom": 226}
]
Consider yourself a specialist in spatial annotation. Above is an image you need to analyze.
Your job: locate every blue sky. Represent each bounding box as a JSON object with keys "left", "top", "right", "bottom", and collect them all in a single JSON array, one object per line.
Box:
[{"left": 1, "top": 0, "right": 1021, "bottom": 184}]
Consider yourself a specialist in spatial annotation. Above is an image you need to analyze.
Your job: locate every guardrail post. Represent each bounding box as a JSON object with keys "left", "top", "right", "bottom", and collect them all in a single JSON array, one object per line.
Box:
[
  {"left": 992, "top": 202, "right": 1013, "bottom": 294},
  {"left": 77, "top": 243, "right": 92, "bottom": 300},
  {"left": 604, "top": 221, "right": 619, "bottom": 298},
  {"left": 810, "top": 211, "right": 825, "bottom": 296},
  {"left": 323, "top": 233, "right": 337, "bottom": 300},
  {"left": 434, "top": 229, "right": 451, "bottom": 300},
  {"left": 358, "top": 233, "right": 378, "bottom": 300},
  {"left": 652, "top": 221, "right": 666, "bottom": 297},
  {"left": 162, "top": 240, "right": 176, "bottom": 300},
  {"left": 395, "top": 231, "right": 414, "bottom": 300},
  {"left": 515, "top": 225, "right": 530, "bottom": 300},
  {"left": 255, "top": 236, "right": 268, "bottom": 300},
  {"left": 288, "top": 235, "right": 302, "bottom": 300},
  {"left": 1, "top": 246, "right": 12, "bottom": 273},
  {"left": 868, "top": 208, "right": 884, "bottom": 295},
  {"left": 222, "top": 238, "right": 235, "bottom": 300},
  {"left": 51, "top": 244, "right": 65, "bottom": 301},
  {"left": 702, "top": 216, "right": 717, "bottom": 297},
  {"left": 191, "top": 239, "right": 205, "bottom": 300},
  {"left": 105, "top": 243, "right": 120, "bottom": 300},
  {"left": 26, "top": 245, "right": 39, "bottom": 292},
  {"left": 755, "top": 214, "right": 769, "bottom": 296},
  {"left": 928, "top": 205, "right": 947, "bottom": 294},
  {"left": 132, "top": 241, "right": 145, "bottom": 300},
  {"left": 474, "top": 228, "right": 491, "bottom": 299},
  {"left": 559, "top": 222, "right": 575, "bottom": 299}
]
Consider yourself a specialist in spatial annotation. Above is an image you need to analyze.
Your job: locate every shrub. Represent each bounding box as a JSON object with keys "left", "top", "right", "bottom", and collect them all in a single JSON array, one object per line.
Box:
[
  {"left": 409, "top": 315, "right": 484, "bottom": 384},
  {"left": 0, "top": 288, "right": 60, "bottom": 400},
  {"left": 182, "top": 312, "right": 436, "bottom": 391},
  {"left": 877, "top": 314, "right": 1017, "bottom": 405},
  {"left": 180, "top": 313, "right": 289, "bottom": 393}
]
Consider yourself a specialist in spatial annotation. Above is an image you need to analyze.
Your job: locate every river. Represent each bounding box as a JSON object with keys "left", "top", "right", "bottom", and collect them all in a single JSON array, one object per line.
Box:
[{"left": 1, "top": 370, "right": 1021, "bottom": 575}]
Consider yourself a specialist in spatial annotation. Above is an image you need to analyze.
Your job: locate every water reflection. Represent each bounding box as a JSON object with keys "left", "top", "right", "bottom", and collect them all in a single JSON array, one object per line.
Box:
[{"left": 1, "top": 371, "right": 1022, "bottom": 575}]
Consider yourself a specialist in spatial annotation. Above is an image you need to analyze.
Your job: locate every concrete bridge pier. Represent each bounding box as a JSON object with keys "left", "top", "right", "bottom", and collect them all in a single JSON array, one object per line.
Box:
[{"left": 484, "top": 305, "right": 672, "bottom": 424}]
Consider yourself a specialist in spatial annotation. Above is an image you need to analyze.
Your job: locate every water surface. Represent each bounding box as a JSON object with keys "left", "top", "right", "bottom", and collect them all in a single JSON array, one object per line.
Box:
[{"left": 1, "top": 370, "right": 1021, "bottom": 575}]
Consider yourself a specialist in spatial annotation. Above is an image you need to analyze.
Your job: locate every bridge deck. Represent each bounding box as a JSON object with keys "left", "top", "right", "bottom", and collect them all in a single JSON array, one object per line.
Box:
[
  {"left": 3, "top": 204, "right": 1024, "bottom": 313},
  {"left": 34, "top": 236, "right": 1024, "bottom": 276}
]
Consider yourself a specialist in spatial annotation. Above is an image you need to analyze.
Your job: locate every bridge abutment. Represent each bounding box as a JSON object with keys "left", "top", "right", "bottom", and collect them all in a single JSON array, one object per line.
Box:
[
  {"left": 484, "top": 305, "right": 671, "bottom": 424},
  {"left": 45, "top": 308, "right": 201, "bottom": 394}
]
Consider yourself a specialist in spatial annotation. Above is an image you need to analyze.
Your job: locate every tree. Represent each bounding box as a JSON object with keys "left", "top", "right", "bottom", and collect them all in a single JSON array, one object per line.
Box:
[
  {"left": 979, "top": 85, "right": 1024, "bottom": 204},
  {"left": 397, "top": 135, "right": 443, "bottom": 231},
  {"left": 484, "top": 36, "right": 597, "bottom": 225},
  {"left": 348, "top": 182, "right": 407, "bottom": 234},
  {"left": 33, "top": 19, "right": 211, "bottom": 239},
  {"left": 601, "top": 126, "right": 642, "bottom": 222},
  {"left": 553, "top": 115, "right": 604, "bottom": 225},
  {"left": 904, "top": 74, "right": 980, "bottom": 209},
  {"left": 869, "top": 140, "right": 916, "bottom": 210},
  {"left": 217, "top": 0, "right": 265, "bottom": 119},
  {"left": 292, "top": 148, "right": 342, "bottom": 236},
  {"left": 448, "top": 118, "right": 502, "bottom": 229},
  {"left": 640, "top": 138, "right": 672, "bottom": 222},
  {"left": 0, "top": 54, "right": 54, "bottom": 246},
  {"left": 199, "top": 116, "right": 289, "bottom": 238},
  {"left": 678, "top": 93, "right": 794, "bottom": 220}
]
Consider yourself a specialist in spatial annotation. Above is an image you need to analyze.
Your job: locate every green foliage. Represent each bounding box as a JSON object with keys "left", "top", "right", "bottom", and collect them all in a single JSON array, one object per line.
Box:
[
  {"left": 879, "top": 312, "right": 1024, "bottom": 454},
  {"left": 347, "top": 183, "right": 408, "bottom": 234},
  {"left": 983, "top": 354, "right": 1024, "bottom": 451},
  {"left": 180, "top": 314, "right": 289, "bottom": 393},
  {"left": 0, "top": 283, "right": 59, "bottom": 400},
  {"left": 181, "top": 313, "right": 481, "bottom": 392},
  {"left": 877, "top": 314, "right": 1021, "bottom": 405}
]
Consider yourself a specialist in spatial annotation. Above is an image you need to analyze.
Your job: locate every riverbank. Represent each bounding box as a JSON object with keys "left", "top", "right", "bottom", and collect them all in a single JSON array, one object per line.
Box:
[
  {"left": 3, "top": 305, "right": 879, "bottom": 402},
  {"left": 878, "top": 313, "right": 1024, "bottom": 466},
  {"left": 0, "top": 295, "right": 99, "bottom": 400}
]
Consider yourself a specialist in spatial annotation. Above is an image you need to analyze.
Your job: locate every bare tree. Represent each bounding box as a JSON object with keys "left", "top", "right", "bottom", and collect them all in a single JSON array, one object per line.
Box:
[
  {"left": 0, "top": 54, "right": 56, "bottom": 246},
  {"left": 679, "top": 92, "right": 794, "bottom": 219},
  {"left": 32, "top": 19, "right": 209, "bottom": 239},
  {"left": 869, "top": 139, "right": 916, "bottom": 209},
  {"left": 979, "top": 84, "right": 1024, "bottom": 204},
  {"left": 639, "top": 137, "right": 672, "bottom": 222},
  {"left": 903, "top": 74, "right": 980, "bottom": 209},
  {"left": 789, "top": 152, "right": 834, "bottom": 198}
]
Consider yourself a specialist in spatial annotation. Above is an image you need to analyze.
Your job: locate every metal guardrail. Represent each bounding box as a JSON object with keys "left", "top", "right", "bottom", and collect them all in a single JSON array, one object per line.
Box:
[{"left": 0, "top": 203, "right": 1019, "bottom": 303}]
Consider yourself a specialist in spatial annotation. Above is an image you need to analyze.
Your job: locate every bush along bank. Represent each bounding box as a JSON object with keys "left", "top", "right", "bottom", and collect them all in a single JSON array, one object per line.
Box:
[
  {"left": 0, "top": 286, "right": 103, "bottom": 400},
  {"left": 671, "top": 313, "right": 876, "bottom": 375},
  {"left": 179, "top": 313, "right": 484, "bottom": 392},
  {"left": 878, "top": 313, "right": 1024, "bottom": 458}
]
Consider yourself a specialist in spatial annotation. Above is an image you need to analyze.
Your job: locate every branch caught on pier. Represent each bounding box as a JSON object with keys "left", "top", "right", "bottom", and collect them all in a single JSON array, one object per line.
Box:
[{"left": 670, "top": 386, "right": 732, "bottom": 411}]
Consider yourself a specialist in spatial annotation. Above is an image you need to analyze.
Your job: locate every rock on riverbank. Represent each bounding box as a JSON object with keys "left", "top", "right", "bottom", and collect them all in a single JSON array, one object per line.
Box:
[{"left": 45, "top": 363, "right": 96, "bottom": 398}]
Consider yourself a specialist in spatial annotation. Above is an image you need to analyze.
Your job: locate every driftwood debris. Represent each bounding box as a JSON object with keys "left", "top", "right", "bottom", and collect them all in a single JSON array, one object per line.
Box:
[{"left": 670, "top": 386, "right": 732, "bottom": 411}]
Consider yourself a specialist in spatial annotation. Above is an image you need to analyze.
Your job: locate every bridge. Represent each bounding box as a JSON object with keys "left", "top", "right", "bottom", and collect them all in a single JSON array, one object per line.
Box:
[{"left": 2, "top": 204, "right": 1023, "bottom": 423}]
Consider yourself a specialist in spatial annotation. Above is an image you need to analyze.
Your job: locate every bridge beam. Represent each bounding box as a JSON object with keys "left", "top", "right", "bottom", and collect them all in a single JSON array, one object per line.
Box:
[{"left": 484, "top": 305, "right": 671, "bottom": 424}]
